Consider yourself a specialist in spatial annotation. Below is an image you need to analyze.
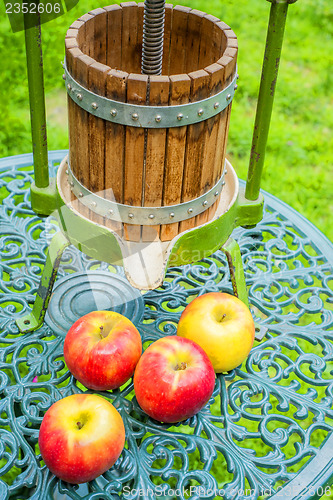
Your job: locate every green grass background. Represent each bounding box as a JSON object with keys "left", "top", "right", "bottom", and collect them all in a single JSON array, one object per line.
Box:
[
  {"left": 0, "top": 0, "right": 332, "bottom": 241},
  {"left": 0, "top": 0, "right": 332, "bottom": 497}
]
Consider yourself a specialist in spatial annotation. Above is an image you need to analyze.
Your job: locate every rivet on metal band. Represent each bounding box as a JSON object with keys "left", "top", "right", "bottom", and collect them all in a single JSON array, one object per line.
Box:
[
  {"left": 63, "top": 61, "right": 238, "bottom": 129},
  {"left": 66, "top": 160, "right": 227, "bottom": 225}
]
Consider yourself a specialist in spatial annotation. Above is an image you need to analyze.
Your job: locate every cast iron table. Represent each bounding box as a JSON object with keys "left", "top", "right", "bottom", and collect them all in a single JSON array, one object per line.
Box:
[{"left": 0, "top": 151, "right": 332, "bottom": 500}]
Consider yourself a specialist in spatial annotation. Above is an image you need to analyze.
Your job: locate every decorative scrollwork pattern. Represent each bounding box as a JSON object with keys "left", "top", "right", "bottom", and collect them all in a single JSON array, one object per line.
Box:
[{"left": 0, "top": 152, "right": 332, "bottom": 499}]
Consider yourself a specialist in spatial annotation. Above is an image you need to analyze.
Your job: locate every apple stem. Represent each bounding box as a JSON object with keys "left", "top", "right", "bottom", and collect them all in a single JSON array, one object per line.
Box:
[
  {"left": 77, "top": 421, "right": 83, "bottom": 430},
  {"left": 220, "top": 314, "right": 227, "bottom": 322},
  {"left": 175, "top": 362, "right": 187, "bottom": 371}
]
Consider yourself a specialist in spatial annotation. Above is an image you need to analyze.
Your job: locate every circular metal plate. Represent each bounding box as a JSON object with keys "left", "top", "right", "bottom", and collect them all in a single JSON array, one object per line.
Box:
[{"left": 45, "top": 271, "right": 144, "bottom": 337}]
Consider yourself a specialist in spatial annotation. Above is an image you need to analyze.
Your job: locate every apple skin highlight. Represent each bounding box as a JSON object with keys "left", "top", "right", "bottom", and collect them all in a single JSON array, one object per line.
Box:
[
  {"left": 64, "top": 311, "right": 142, "bottom": 391},
  {"left": 133, "top": 336, "right": 215, "bottom": 423},
  {"left": 177, "top": 292, "right": 255, "bottom": 372},
  {"left": 38, "top": 394, "right": 125, "bottom": 484}
]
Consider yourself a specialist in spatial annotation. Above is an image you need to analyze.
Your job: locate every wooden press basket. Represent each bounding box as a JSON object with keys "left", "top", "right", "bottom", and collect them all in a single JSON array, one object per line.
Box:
[{"left": 64, "top": 3, "right": 238, "bottom": 243}]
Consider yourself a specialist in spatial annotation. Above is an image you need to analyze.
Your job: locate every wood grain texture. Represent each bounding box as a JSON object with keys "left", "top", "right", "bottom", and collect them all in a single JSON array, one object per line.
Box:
[
  {"left": 104, "top": 5, "right": 122, "bottom": 69},
  {"left": 120, "top": 2, "right": 139, "bottom": 73},
  {"left": 142, "top": 75, "right": 170, "bottom": 242},
  {"left": 162, "top": 5, "right": 173, "bottom": 74},
  {"left": 89, "top": 8, "right": 107, "bottom": 65},
  {"left": 78, "top": 13, "right": 94, "bottom": 54},
  {"left": 123, "top": 74, "right": 148, "bottom": 241},
  {"left": 186, "top": 9, "right": 205, "bottom": 74},
  {"left": 105, "top": 69, "right": 128, "bottom": 235},
  {"left": 160, "top": 74, "right": 191, "bottom": 241},
  {"left": 169, "top": 6, "right": 191, "bottom": 74},
  {"left": 179, "top": 69, "right": 210, "bottom": 234},
  {"left": 73, "top": 54, "right": 96, "bottom": 219},
  {"left": 216, "top": 53, "right": 237, "bottom": 172}
]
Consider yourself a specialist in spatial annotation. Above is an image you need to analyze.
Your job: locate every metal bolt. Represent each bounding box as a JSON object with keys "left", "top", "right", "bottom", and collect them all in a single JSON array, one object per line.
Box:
[
  {"left": 91, "top": 201, "right": 97, "bottom": 208},
  {"left": 108, "top": 209, "right": 114, "bottom": 216},
  {"left": 78, "top": 192, "right": 83, "bottom": 198},
  {"left": 132, "top": 113, "right": 139, "bottom": 121},
  {"left": 149, "top": 214, "right": 155, "bottom": 219},
  {"left": 214, "top": 191, "right": 219, "bottom": 197},
  {"left": 128, "top": 213, "right": 134, "bottom": 219},
  {"left": 202, "top": 200, "right": 208, "bottom": 207},
  {"left": 169, "top": 212, "right": 175, "bottom": 218},
  {"left": 187, "top": 208, "right": 193, "bottom": 214},
  {"left": 226, "top": 94, "right": 232, "bottom": 101},
  {"left": 67, "top": 83, "right": 72, "bottom": 91},
  {"left": 91, "top": 102, "right": 98, "bottom": 110},
  {"left": 198, "top": 109, "right": 204, "bottom": 117},
  {"left": 77, "top": 93, "right": 83, "bottom": 101},
  {"left": 222, "top": 181, "right": 226, "bottom": 186},
  {"left": 69, "top": 181, "right": 74, "bottom": 187},
  {"left": 234, "top": 84, "right": 238, "bottom": 91},
  {"left": 62, "top": 74, "right": 66, "bottom": 80},
  {"left": 214, "top": 102, "right": 220, "bottom": 109},
  {"left": 65, "top": 169, "right": 69, "bottom": 175},
  {"left": 177, "top": 113, "right": 183, "bottom": 121},
  {"left": 237, "top": 74, "right": 239, "bottom": 79},
  {"left": 155, "top": 115, "right": 162, "bottom": 123},
  {"left": 110, "top": 109, "right": 117, "bottom": 117}
]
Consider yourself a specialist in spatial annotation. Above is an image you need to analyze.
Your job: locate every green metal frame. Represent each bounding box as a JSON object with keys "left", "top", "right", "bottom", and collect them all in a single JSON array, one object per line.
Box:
[{"left": 24, "top": 11, "right": 58, "bottom": 215}]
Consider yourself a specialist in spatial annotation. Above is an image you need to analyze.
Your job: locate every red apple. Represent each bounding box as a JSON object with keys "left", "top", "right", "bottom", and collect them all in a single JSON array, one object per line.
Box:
[
  {"left": 177, "top": 292, "right": 255, "bottom": 373},
  {"left": 64, "top": 311, "right": 142, "bottom": 391},
  {"left": 38, "top": 393, "right": 125, "bottom": 484},
  {"left": 133, "top": 336, "right": 215, "bottom": 423}
]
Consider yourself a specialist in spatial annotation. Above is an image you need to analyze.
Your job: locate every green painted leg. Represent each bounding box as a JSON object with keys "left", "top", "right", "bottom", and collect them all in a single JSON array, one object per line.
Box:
[
  {"left": 221, "top": 237, "right": 249, "bottom": 307},
  {"left": 16, "top": 231, "right": 70, "bottom": 333}
]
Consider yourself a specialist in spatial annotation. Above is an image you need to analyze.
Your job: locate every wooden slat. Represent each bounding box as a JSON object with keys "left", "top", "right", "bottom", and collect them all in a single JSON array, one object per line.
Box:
[
  {"left": 169, "top": 6, "right": 191, "bottom": 75},
  {"left": 217, "top": 54, "right": 237, "bottom": 176},
  {"left": 105, "top": 69, "right": 128, "bottom": 235},
  {"left": 224, "top": 28, "right": 238, "bottom": 49},
  {"left": 73, "top": 21, "right": 85, "bottom": 48},
  {"left": 73, "top": 54, "right": 96, "bottom": 219},
  {"left": 195, "top": 18, "right": 228, "bottom": 226},
  {"left": 87, "top": 62, "right": 109, "bottom": 195},
  {"left": 160, "top": 74, "right": 191, "bottom": 241},
  {"left": 142, "top": 75, "right": 170, "bottom": 242},
  {"left": 65, "top": 42, "right": 79, "bottom": 207},
  {"left": 201, "top": 15, "right": 223, "bottom": 69},
  {"left": 120, "top": 2, "right": 139, "bottom": 73},
  {"left": 64, "top": 37, "right": 77, "bottom": 51},
  {"left": 123, "top": 74, "right": 148, "bottom": 241},
  {"left": 185, "top": 9, "right": 205, "bottom": 74},
  {"left": 83, "top": 15, "right": 95, "bottom": 58},
  {"left": 89, "top": 8, "right": 107, "bottom": 65},
  {"left": 179, "top": 69, "right": 210, "bottom": 234},
  {"left": 137, "top": 3, "right": 145, "bottom": 73},
  {"left": 78, "top": 13, "right": 94, "bottom": 55},
  {"left": 162, "top": 4, "right": 173, "bottom": 74},
  {"left": 105, "top": 5, "right": 122, "bottom": 69},
  {"left": 195, "top": 62, "right": 225, "bottom": 226},
  {"left": 66, "top": 28, "right": 79, "bottom": 40}
]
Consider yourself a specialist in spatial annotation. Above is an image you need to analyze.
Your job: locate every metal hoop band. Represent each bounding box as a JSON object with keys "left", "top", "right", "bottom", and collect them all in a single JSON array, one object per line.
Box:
[
  {"left": 63, "top": 62, "right": 238, "bottom": 128},
  {"left": 65, "top": 159, "right": 226, "bottom": 225}
]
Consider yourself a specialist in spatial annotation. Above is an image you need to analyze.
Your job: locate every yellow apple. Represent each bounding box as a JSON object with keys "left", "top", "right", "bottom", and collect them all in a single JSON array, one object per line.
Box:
[{"left": 177, "top": 292, "right": 255, "bottom": 372}]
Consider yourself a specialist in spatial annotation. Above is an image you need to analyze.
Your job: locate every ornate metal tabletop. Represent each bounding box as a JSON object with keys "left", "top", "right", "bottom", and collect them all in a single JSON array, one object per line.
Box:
[{"left": 1, "top": 151, "right": 332, "bottom": 500}]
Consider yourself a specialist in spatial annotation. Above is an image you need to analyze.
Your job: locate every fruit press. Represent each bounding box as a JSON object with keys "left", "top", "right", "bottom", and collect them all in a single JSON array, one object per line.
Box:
[{"left": 1, "top": 0, "right": 333, "bottom": 499}]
